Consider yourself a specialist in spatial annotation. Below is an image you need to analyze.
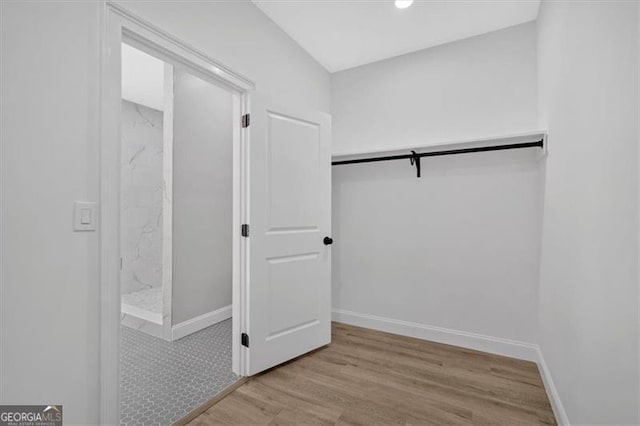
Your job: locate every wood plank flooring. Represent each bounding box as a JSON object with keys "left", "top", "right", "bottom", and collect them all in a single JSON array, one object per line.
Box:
[{"left": 188, "top": 322, "right": 556, "bottom": 425}]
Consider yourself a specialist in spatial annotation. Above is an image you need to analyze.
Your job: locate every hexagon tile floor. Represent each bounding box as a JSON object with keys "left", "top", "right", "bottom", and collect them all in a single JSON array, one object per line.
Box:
[{"left": 120, "top": 319, "right": 238, "bottom": 425}]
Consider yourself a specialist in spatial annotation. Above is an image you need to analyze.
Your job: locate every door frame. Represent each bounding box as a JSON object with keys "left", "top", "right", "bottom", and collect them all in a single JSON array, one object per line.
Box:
[{"left": 99, "top": 2, "right": 254, "bottom": 423}]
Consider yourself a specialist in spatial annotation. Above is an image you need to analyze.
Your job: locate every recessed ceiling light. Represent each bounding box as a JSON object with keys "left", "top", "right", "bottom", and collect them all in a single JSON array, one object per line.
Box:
[{"left": 395, "top": 0, "right": 413, "bottom": 9}]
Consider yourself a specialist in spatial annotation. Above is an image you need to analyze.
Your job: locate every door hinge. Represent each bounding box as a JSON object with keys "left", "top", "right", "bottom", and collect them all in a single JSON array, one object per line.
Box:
[
  {"left": 241, "top": 224, "right": 249, "bottom": 237},
  {"left": 241, "top": 113, "right": 250, "bottom": 128},
  {"left": 241, "top": 333, "right": 249, "bottom": 348}
]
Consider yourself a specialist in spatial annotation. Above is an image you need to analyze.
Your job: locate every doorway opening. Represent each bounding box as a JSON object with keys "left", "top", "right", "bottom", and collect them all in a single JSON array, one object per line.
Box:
[
  {"left": 117, "top": 40, "right": 245, "bottom": 424},
  {"left": 99, "top": 8, "right": 255, "bottom": 423}
]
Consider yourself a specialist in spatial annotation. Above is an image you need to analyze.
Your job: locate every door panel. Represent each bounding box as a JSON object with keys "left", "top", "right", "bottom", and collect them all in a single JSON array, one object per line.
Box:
[
  {"left": 267, "top": 112, "right": 320, "bottom": 231},
  {"left": 247, "top": 98, "right": 331, "bottom": 375}
]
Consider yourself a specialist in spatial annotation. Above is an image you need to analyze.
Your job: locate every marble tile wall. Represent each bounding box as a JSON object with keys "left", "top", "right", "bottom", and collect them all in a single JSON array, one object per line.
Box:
[{"left": 121, "top": 100, "right": 164, "bottom": 296}]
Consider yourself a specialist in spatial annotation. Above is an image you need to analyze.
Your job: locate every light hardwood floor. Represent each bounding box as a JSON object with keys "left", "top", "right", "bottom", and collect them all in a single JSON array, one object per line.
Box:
[{"left": 188, "top": 322, "right": 556, "bottom": 425}]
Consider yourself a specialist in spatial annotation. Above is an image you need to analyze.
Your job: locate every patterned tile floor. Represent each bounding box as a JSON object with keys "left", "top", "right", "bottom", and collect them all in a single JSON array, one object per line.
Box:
[{"left": 120, "top": 319, "right": 238, "bottom": 425}]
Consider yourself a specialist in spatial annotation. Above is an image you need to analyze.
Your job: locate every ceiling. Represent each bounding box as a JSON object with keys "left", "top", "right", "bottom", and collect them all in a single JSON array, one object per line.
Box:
[
  {"left": 253, "top": 0, "right": 540, "bottom": 73},
  {"left": 121, "top": 43, "right": 165, "bottom": 111}
]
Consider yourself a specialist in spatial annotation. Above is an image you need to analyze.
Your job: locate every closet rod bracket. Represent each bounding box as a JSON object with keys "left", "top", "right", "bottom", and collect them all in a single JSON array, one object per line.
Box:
[{"left": 409, "top": 151, "right": 421, "bottom": 178}]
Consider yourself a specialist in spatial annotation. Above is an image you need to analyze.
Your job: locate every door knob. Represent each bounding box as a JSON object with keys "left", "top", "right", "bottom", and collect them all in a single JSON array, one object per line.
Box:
[{"left": 323, "top": 237, "right": 333, "bottom": 245}]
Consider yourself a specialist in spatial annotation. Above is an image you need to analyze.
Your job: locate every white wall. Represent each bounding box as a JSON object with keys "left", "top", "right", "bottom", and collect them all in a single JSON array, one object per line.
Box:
[
  {"left": 172, "top": 69, "right": 232, "bottom": 325},
  {"left": 537, "top": 1, "right": 639, "bottom": 423},
  {"left": 117, "top": 0, "right": 330, "bottom": 114},
  {"left": 0, "top": 1, "right": 330, "bottom": 423},
  {"left": 1, "top": 2, "right": 101, "bottom": 423},
  {"left": 121, "top": 44, "right": 165, "bottom": 111},
  {"left": 332, "top": 23, "right": 542, "bottom": 349},
  {"left": 331, "top": 23, "right": 538, "bottom": 154}
]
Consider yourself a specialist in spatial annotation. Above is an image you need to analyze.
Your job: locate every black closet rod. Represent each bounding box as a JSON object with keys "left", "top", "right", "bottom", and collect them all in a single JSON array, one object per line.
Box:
[{"left": 331, "top": 139, "right": 544, "bottom": 178}]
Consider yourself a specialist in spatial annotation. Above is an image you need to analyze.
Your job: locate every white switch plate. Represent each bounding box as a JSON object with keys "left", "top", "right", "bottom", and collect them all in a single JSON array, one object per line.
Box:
[{"left": 74, "top": 201, "right": 97, "bottom": 231}]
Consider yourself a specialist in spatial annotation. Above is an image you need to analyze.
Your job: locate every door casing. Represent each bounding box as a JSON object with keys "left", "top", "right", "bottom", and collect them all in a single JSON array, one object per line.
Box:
[{"left": 99, "top": 2, "right": 254, "bottom": 423}]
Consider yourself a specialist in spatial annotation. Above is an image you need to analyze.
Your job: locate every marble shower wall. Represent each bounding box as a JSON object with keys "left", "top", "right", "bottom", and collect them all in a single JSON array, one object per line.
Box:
[{"left": 121, "top": 100, "right": 164, "bottom": 295}]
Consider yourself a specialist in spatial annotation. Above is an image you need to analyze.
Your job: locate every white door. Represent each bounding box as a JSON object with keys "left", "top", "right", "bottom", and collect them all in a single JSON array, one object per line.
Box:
[{"left": 246, "top": 98, "right": 332, "bottom": 375}]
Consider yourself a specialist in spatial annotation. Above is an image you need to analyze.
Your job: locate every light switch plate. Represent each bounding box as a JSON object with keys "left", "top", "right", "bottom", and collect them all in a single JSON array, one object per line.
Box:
[{"left": 74, "top": 201, "right": 97, "bottom": 231}]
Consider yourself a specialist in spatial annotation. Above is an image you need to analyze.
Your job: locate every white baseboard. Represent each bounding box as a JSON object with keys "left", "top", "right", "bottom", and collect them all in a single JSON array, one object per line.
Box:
[
  {"left": 172, "top": 305, "right": 232, "bottom": 340},
  {"left": 121, "top": 312, "right": 164, "bottom": 339},
  {"left": 121, "top": 302, "right": 163, "bottom": 325},
  {"left": 332, "top": 308, "right": 539, "bottom": 361},
  {"left": 535, "top": 348, "right": 570, "bottom": 425},
  {"left": 332, "top": 308, "right": 568, "bottom": 425}
]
